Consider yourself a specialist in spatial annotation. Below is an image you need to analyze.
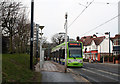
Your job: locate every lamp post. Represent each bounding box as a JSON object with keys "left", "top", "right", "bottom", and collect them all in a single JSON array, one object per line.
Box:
[
  {"left": 39, "top": 26, "right": 44, "bottom": 68},
  {"left": 30, "top": 0, "right": 34, "bottom": 70},
  {"left": 65, "top": 13, "right": 68, "bottom": 73}
]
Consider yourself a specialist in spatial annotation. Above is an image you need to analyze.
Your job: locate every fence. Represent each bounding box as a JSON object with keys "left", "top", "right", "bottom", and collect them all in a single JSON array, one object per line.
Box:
[{"left": 100, "top": 55, "right": 120, "bottom": 64}]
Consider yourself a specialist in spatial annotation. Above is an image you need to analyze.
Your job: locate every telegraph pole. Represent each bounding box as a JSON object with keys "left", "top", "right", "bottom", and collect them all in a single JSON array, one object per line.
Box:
[
  {"left": 65, "top": 13, "right": 68, "bottom": 73},
  {"left": 30, "top": 0, "right": 34, "bottom": 70}
]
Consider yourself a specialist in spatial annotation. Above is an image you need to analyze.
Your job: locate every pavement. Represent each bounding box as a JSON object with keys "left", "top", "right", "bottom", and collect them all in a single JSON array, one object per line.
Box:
[{"left": 35, "top": 61, "right": 90, "bottom": 83}]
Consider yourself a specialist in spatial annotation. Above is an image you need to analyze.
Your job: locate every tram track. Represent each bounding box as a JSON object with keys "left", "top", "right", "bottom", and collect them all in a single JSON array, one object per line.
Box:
[
  {"left": 70, "top": 63, "right": 120, "bottom": 83},
  {"left": 80, "top": 68, "right": 119, "bottom": 82}
]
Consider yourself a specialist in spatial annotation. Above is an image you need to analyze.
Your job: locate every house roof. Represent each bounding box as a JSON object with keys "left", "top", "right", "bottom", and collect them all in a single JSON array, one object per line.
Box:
[
  {"left": 112, "top": 34, "right": 120, "bottom": 39},
  {"left": 77, "top": 36, "right": 105, "bottom": 46},
  {"left": 78, "top": 36, "right": 92, "bottom": 46},
  {"left": 93, "top": 36, "right": 105, "bottom": 45},
  {"left": 83, "top": 38, "right": 92, "bottom": 46}
]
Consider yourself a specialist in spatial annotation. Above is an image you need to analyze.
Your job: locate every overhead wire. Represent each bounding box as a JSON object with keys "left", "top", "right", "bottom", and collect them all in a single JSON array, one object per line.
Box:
[
  {"left": 80, "top": 14, "right": 120, "bottom": 36},
  {"left": 68, "top": 0, "right": 94, "bottom": 28}
]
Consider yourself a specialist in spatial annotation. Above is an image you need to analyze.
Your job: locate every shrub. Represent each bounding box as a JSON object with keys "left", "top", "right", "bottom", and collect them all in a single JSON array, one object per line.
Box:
[
  {"left": 104, "top": 56, "right": 108, "bottom": 61},
  {"left": 115, "top": 55, "right": 119, "bottom": 60},
  {"left": 109, "top": 56, "right": 113, "bottom": 62},
  {"left": 100, "top": 56, "right": 103, "bottom": 63}
]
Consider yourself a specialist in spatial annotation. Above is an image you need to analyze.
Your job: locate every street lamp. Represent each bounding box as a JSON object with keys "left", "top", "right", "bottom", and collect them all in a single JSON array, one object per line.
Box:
[
  {"left": 64, "top": 13, "right": 68, "bottom": 73},
  {"left": 39, "top": 26, "right": 44, "bottom": 69}
]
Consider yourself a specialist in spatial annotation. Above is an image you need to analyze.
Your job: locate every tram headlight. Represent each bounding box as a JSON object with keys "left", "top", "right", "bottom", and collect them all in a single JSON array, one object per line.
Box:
[
  {"left": 68, "top": 59, "right": 72, "bottom": 63},
  {"left": 79, "top": 59, "right": 83, "bottom": 63}
]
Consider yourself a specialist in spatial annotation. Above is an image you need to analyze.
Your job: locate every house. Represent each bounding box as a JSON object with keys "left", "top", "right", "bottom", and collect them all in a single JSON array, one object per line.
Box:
[
  {"left": 111, "top": 34, "right": 120, "bottom": 56},
  {"left": 77, "top": 34, "right": 113, "bottom": 62}
]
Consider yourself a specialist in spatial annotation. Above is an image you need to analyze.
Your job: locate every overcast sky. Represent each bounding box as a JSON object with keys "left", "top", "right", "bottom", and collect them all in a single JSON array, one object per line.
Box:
[{"left": 17, "top": 0, "right": 119, "bottom": 42}]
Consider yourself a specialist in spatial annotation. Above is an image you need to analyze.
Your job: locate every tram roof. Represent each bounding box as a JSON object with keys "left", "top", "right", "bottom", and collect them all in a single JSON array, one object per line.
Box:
[
  {"left": 51, "top": 42, "right": 66, "bottom": 52},
  {"left": 51, "top": 41, "right": 82, "bottom": 52}
]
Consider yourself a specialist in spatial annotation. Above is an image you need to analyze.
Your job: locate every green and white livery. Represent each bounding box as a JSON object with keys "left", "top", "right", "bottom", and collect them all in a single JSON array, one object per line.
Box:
[{"left": 51, "top": 41, "right": 83, "bottom": 67}]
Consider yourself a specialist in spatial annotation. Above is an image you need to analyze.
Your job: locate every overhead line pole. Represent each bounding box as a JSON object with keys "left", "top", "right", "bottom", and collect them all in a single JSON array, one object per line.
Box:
[
  {"left": 65, "top": 14, "right": 67, "bottom": 72},
  {"left": 30, "top": 0, "right": 34, "bottom": 70}
]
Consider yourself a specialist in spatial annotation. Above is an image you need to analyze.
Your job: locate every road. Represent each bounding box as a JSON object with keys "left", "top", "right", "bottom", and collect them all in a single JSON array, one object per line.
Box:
[{"left": 70, "top": 62, "right": 120, "bottom": 83}]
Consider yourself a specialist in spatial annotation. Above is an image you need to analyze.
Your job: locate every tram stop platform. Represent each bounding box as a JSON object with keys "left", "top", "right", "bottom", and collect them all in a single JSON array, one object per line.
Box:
[{"left": 35, "top": 61, "right": 89, "bottom": 83}]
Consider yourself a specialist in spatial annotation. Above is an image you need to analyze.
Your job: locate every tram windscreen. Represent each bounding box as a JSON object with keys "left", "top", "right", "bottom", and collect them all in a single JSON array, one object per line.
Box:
[{"left": 69, "top": 48, "right": 82, "bottom": 58}]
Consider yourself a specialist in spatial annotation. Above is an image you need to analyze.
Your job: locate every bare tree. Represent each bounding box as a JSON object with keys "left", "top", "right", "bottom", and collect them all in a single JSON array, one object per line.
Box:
[
  {"left": 0, "top": 0, "right": 30, "bottom": 53},
  {"left": 16, "top": 9, "right": 30, "bottom": 53},
  {"left": 51, "top": 33, "right": 65, "bottom": 45},
  {"left": 1, "top": 0, "right": 23, "bottom": 53},
  {"left": 13, "top": 23, "right": 30, "bottom": 53}
]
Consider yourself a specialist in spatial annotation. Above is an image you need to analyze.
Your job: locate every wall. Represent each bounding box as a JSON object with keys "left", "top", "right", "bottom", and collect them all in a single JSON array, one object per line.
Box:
[
  {"left": 91, "top": 40, "right": 97, "bottom": 50},
  {"left": 98, "top": 38, "right": 113, "bottom": 53}
]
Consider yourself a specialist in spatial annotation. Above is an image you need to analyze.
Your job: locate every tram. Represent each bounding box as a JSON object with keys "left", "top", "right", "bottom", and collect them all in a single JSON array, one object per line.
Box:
[{"left": 51, "top": 41, "right": 83, "bottom": 67}]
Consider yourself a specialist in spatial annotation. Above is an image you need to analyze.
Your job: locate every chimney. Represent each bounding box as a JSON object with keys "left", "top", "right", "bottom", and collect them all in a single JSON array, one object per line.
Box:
[
  {"left": 93, "top": 34, "right": 97, "bottom": 38},
  {"left": 105, "top": 32, "right": 109, "bottom": 39},
  {"left": 83, "top": 36, "right": 86, "bottom": 41},
  {"left": 76, "top": 36, "right": 80, "bottom": 41}
]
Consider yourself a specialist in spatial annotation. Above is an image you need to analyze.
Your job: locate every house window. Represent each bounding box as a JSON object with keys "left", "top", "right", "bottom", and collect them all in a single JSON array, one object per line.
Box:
[
  {"left": 115, "top": 40, "right": 117, "bottom": 45},
  {"left": 116, "top": 41, "right": 118, "bottom": 45},
  {"left": 114, "top": 41, "right": 115, "bottom": 45},
  {"left": 92, "top": 45, "right": 96, "bottom": 50},
  {"left": 118, "top": 40, "right": 120, "bottom": 45},
  {"left": 114, "top": 40, "right": 117, "bottom": 45}
]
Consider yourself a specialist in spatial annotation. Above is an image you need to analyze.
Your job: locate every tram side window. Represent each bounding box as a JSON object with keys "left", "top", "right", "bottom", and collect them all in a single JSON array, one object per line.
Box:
[
  {"left": 61, "top": 49, "right": 65, "bottom": 59},
  {"left": 57, "top": 51, "right": 59, "bottom": 58},
  {"left": 59, "top": 49, "right": 61, "bottom": 58},
  {"left": 53, "top": 52, "right": 55, "bottom": 60},
  {"left": 55, "top": 51, "right": 57, "bottom": 60}
]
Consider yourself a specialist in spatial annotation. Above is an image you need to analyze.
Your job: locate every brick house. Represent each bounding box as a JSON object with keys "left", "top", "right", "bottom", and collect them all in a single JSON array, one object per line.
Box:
[{"left": 77, "top": 34, "right": 113, "bottom": 62}]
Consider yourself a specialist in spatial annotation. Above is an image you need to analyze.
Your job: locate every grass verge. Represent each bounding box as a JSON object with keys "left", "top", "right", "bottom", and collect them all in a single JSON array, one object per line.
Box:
[{"left": 2, "top": 54, "right": 42, "bottom": 83}]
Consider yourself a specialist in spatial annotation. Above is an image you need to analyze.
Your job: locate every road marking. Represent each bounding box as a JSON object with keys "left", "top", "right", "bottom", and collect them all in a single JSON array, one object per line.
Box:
[
  {"left": 86, "top": 67, "right": 120, "bottom": 77},
  {"left": 79, "top": 73, "right": 99, "bottom": 82},
  {"left": 81, "top": 68, "right": 119, "bottom": 82}
]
